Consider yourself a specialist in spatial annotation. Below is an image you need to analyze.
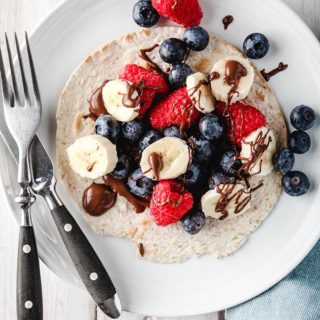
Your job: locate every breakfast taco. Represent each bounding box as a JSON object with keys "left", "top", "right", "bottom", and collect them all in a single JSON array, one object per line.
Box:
[{"left": 56, "top": 26, "right": 288, "bottom": 263}]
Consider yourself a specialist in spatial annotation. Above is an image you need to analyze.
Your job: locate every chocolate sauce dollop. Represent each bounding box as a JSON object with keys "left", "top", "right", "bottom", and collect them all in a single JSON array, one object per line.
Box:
[
  {"left": 82, "top": 183, "right": 117, "bottom": 216},
  {"left": 222, "top": 15, "right": 234, "bottom": 30}
]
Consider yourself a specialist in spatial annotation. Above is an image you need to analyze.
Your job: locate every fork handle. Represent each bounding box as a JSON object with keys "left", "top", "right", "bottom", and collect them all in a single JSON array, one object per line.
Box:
[
  {"left": 50, "top": 205, "right": 117, "bottom": 303},
  {"left": 17, "top": 225, "right": 43, "bottom": 320}
]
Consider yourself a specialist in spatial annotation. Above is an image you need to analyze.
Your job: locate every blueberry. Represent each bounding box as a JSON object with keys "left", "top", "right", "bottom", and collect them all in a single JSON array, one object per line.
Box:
[
  {"left": 220, "top": 150, "right": 242, "bottom": 176},
  {"left": 139, "top": 130, "right": 162, "bottom": 150},
  {"left": 199, "top": 114, "right": 225, "bottom": 141},
  {"left": 181, "top": 210, "right": 206, "bottom": 235},
  {"left": 274, "top": 148, "right": 295, "bottom": 174},
  {"left": 290, "top": 105, "right": 316, "bottom": 131},
  {"left": 132, "top": 0, "right": 159, "bottom": 28},
  {"left": 127, "top": 168, "right": 155, "bottom": 198},
  {"left": 243, "top": 33, "right": 270, "bottom": 59},
  {"left": 184, "top": 163, "right": 202, "bottom": 186},
  {"left": 183, "top": 26, "right": 209, "bottom": 51},
  {"left": 288, "top": 131, "right": 311, "bottom": 154},
  {"left": 191, "top": 137, "right": 214, "bottom": 164},
  {"left": 283, "top": 171, "right": 310, "bottom": 196},
  {"left": 168, "top": 63, "right": 193, "bottom": 89},
  {"left": 159, "top": 38, "right": 188, "bottom": 64},
  {"left": 164, "top": 126, "right": 182, "bottom": 139},
  {"left": 111, "top": 155, "right": 131, "bottom": 180},
  {"left": 94, "top": 115, "right": 120, "bottom": 143},
  {"left": 122, "top": 120, "right": 144, "bottom": 142},
  {"left": 208, "top": 171, "right": 235, "bottom": 190}
]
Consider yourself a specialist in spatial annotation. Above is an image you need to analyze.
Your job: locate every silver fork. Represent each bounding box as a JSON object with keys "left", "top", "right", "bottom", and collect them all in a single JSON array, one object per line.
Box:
[{"left": 0, "top": 33, "right": 43, "bottom": 320}]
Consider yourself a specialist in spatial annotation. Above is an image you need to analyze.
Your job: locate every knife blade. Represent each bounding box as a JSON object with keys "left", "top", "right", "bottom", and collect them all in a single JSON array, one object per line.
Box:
[{"left": 0, "top": 97, "right": 121, "bottom": 318}]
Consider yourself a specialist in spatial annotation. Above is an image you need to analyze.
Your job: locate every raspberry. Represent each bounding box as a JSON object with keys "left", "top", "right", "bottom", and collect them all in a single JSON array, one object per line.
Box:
[
  {"left": 150, "top": 180, "right": 193, "bottom": 226},
  {"left": 150, "top": 88, "right": 200, "bottom": 129},
  {"left": 152, "top": 0, "right": 203, "bottom": 28},
  {"left": 119, "top": 64, "right": 168, "bottom": 114},
  {"left": 217, "top": 102, "right": 267, "bottom": 147}
]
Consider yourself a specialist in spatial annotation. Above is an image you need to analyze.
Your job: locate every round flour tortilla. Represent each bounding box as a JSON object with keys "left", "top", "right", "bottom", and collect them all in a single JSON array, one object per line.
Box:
[{"left": 56, "top": 27, "right": 287, "bottom": 263}]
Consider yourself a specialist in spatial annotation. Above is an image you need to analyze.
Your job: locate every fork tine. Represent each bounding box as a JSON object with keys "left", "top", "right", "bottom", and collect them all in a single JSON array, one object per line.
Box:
[
  {"left": 25, "top": 32, "right": 40, "bottom": 104},
  {"left": 5, "top": 33, "right": 21, "bottom": 105},
  {"left": 0, "top": 47, "right": 10, "bottom": 105},
  {"left": 14, "top": 32, "right": 30, "bottom": 106}
]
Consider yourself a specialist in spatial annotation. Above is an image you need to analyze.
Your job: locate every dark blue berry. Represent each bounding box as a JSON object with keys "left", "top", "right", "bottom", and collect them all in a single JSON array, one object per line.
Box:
[
  {"left": 290, "top": 105, "right": 316, "bottom": 131},
  {"left": 127, "top": 168, "right": 155, "bottom": 198},
  {"left": 220, "top": 150, "right": 242, "bottom": 176},
  {"left": 139, "top": 130, "right": 162, "bottom": 150},
  {"left": 192, "top": 137, "right": 214, "bottom": 164},
  {"left": 94, "top": 115, "right": 120, "bottom": 143},
  {"left": 199, "top": 114, "right": 225, "bottom": 141},
  {"left": 274, "top": 148, "right": 295, "bottom": 174},
  {"left": 159, "top": 38, "right": 188, "bottom": 64},
  {"left": 283, "top": 171, "right": 310, "bottom": 197},
  {"left": 208, "top": 171, "right": 235, "bottom": 190},
  {"left": 111, "top": 155, "right": 131, "bottom": 180},
  {"left": 132, "top": 0, "right": 159, "bottom": 28},
  {"left": 168, "top": 63, "right": 193, "bottom": 89},
  {"left": 288, "top": 131, "right": 311, "bottom": 154},
  {"left": 184, "top": 163, "right": 202, "bottom": 186},
  {"left": 183, "top": 26, "right": 209, "bottom": 51},
  {"left": 243, "top": 33, "right": 270, "bottom": 59},
  {"left": 164, "top": 126, "right": 182, "bottom": 139},
  {"left": 122, "top": 120, "right": 144, "bottom": 142},
  {"left": 181, "top": 210, "right": 206, "bottom": 235}
]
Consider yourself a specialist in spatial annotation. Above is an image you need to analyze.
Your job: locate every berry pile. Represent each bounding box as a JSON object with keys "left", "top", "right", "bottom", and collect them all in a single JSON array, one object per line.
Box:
[{"left": 81, "top": 1, "right": 316, "bottom": 236}]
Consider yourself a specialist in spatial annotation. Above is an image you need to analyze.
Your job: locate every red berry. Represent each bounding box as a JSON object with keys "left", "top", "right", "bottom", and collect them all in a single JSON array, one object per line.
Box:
[
  {"left": 150, "top": 88, "right": 200, "bottom": 129},
  {"left": 150, "top": 180, "right": 193, "bottom": 226},
  {"left": 119, "top": 64, "right": 168, "bottom": 115},
  {"left": 152, "top": 0, "right": 203, "bottom": 28},
  {"left": 217, "top": 102, "right": 267, "bottom": 147}
]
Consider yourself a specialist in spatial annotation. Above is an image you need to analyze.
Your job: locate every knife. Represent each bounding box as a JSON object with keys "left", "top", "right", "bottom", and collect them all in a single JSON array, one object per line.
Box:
[{"left": 0, "top": 96, "right": 121, "bottom": 318}]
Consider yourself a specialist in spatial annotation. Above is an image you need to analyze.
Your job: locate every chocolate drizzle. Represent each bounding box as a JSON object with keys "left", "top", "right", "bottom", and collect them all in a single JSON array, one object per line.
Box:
[
  {"left": 240, "top": 129, "right": 272, "bottom": 176},
  {"left": 222, "top": 15, "right": 234, "bottom": 30},
  {"left": 103, "top": 175, "right": 149, "bottom": 213},
  {"left": 215, "top": 184, "right": 252, "bottom": 220},
  {"left": 208, "top": 72, "right": 220, "bottom": 82},
  {"left": 139, "top": 44, "right": 166, "bottom": 76},
  {"left": 121, "top": 80, "right": 143, "bottom": 108},
  {"left": 148, "top": 152, "right": 163, "bottom": 181},
  {"left": 85, "top": 80, "right": 109, "bottom": 120},
  {"left": 261, "top": 62, "right": 288, "bottom": 81},
  {"left": 82, "top": 183, "right": 117, "bottom": 216}
]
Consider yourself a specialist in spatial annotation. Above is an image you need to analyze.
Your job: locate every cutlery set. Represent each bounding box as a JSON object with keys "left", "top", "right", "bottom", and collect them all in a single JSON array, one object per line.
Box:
[{"left": 0, "top": 33, "right": 121, "bottom": 320}]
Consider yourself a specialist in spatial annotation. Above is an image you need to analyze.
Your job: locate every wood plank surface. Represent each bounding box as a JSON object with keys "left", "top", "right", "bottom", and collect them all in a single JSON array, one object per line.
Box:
[{"left": 0, "top": 0, "right": 318, "bottom": 319}]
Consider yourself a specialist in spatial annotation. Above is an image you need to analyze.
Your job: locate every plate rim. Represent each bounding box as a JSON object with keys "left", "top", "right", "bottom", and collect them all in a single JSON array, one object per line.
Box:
[{"left": 2, "top": 0, "right": 320, "bottom": 316}]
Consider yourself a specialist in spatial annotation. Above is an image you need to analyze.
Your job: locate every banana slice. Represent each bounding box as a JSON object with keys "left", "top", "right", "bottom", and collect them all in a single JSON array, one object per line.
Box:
[
  {"left": 67, "top": 135, "right": 118, "bottom": 180},
  {"left": 201, "top": 184, "right": 251, "bottom": 220},
  {"left": 210, "top": 55, "right": 254, "bottom": 104},
  {"left": 140, "top": 137, "right": 190, "bottom": 180},
  {"left": 240, "top": 126, "right": 276, "bottom": 176},
  {"left": 102, "top": 79, "right": 140, "bottom": 122},
  {"left": 186, "top": 72, "right": 215, "bottom": 114}
]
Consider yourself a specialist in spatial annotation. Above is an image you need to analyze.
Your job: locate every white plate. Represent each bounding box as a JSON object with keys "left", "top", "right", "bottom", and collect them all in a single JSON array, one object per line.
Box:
[{"left": 1, "top": 0, "right": 320, "bottom": 316}]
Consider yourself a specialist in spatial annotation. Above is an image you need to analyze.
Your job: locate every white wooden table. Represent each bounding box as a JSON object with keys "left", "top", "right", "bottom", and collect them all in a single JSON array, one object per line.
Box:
[{"left": 0, "top": 0, "right": 319, "bottom": 319}]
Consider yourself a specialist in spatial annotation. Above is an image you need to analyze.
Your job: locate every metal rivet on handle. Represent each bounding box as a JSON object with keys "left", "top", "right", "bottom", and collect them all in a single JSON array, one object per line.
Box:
[
  {"left": 25, "top": 301, "right": 33, "bottom": 309},
  {"left": 22, "top": 244, "right": 31, "bottom": 254},
  {"left": 90, "top": 272, "right": 98, "bottom": 281},
  {"left": 64, "top": 224, "right": 72, "bottom": 232}
]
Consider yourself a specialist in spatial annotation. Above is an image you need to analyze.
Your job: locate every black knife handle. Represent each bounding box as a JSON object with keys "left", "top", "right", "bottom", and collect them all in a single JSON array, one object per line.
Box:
[
  {"left": 50, "top": 205, "right": 116, "bottom": 302},
  {"left": 17, "top": 226, "right": 43, "bottom": 320}
]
